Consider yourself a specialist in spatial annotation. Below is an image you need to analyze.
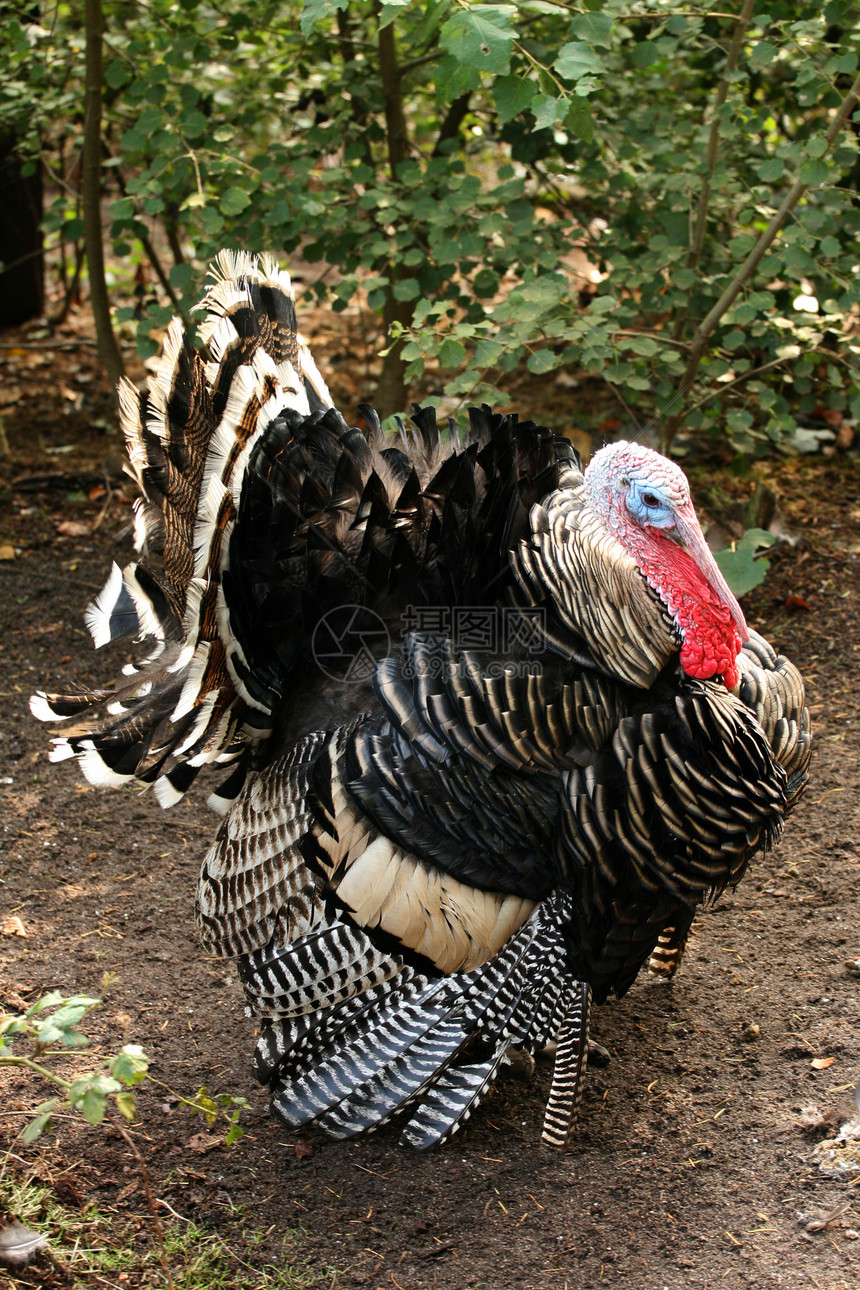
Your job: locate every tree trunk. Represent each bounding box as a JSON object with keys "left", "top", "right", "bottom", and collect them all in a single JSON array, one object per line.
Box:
[
  {"left": 0, "top": 133, "right": 44, "bottom": 328},
  {"left": 82, "top": 0, "right": 124, "bottom": 386}
]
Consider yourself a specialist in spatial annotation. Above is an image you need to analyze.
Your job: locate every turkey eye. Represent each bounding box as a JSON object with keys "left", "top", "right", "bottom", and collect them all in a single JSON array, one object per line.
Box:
[{"left": 642, "top": 492, "right": 660, "bottom": 507}]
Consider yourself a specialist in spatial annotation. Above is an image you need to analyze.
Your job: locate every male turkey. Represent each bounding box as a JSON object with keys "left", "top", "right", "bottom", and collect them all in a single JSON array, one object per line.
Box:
[{"left": 32, "top": 252, "right": 811, "bottom": 1149}]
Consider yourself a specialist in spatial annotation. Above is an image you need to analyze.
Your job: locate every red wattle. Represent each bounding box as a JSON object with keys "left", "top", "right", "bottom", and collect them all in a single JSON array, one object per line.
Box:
[{"left": 637, "top": 532, "right": 742, "bottom": 691}]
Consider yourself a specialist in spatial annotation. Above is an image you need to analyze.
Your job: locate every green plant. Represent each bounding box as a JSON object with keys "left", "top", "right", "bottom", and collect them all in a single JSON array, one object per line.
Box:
[
  {"left": 0, "top": 988, "right": 250, "bottom": 1145},
  {"left": 715, "top": 526, "right": 777, "bottom": 597},
  {"left": 3, "top": 1, "right": 859, "bottom": 449},
  {"left": 0, "top": 989, "right": 148, "bottom": 1141}
]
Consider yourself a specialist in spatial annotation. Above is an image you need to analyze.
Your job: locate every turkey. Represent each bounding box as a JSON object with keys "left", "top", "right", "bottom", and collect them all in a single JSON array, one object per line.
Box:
[{"left": 31, "top": 251, "right": 811, "bottom": 1150}]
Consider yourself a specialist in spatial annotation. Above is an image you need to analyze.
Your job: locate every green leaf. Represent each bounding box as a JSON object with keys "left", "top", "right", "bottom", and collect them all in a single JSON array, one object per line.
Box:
[
  {"left": 378, "top": 0, "right": 409, "bottom": 30},
  {"left": 180, "top": 110, "right": 208, "bottom": 139},
  {"left": 110, "top": 198, "right": 135, "bottom": 222},
  {"left": 440, "top": 8, "right": 515, "bottom": 75},
  {"left": 624, "top": 335, "right": 659, "bottom": 357},
  {"left": 80, "top": 1088, "right": 109, "bottom": 1125},
  {"left": 757, "top": 157, "right": 784, "bottom": 182},
  {"left": 565, "top": 97, "right": 594, "bottom": 142},
  {"left": 300, "top": 0, "right": 349, "bottom": 37},
  {"left": 749, "top": 41, "right": 776, "bottom": 69},
  {"left": 29, "top": 993, "right": 65, "bottom": 1015},
  {"left": 474, "top": 336, "right": 504, "bottom": 367},
  {"left": 804, "top": 136, "right": 828, "bottom": 159},
  {"left": 800, "top": 158, "right": 829, "bottom": 186},
  {"left": 570, "top": 12, "right": 613, "bottom": 48},
  {"left": 110, "top": 1044, "right": 149, "bottom": 1087},
  {"left": 438, "top": 338, "right": 468, "bottom": 369},
  {"left": 392, "top": 278, "right": 420, "bottom": 301},
  {"left": 555, "top": 42, "right": 605, "bottom": 82},
  {"left": 715, "top": 529, "right": 776, "bottom": 597},
  {"left": 169, "top": 263, "right": 193, "bottom": 291},
  {"left": 225, "top": 1119, "right": 245, "bottom": 1146},
  {"left": 21, "top": 1100, "right": 57, "bottom": 1145},
  {"left": 105, "top": 61, "right": 128, "bottom": 90},
  {"left": 527, "top": 348, "right": 558, "bottom": 374},
  {"left": 221, "top": 187, "right": 252, "bottom": 216},
  {"left": 473, "top": 268, "right": 500, "bottom": 298},
  {"left": 493, "top": 74, "right": 536, "bottom": 126},
  {"left": 631, "top": 42, "right": 660, "bottom": 69},
  {"left": 531, "top": 94, "right": 564, "bottom": 131}
]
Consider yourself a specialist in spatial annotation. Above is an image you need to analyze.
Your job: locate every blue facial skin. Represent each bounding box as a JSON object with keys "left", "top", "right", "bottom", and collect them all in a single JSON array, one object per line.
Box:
[{"left": 623, "top": 478, "right": 678, "bottom": 534}]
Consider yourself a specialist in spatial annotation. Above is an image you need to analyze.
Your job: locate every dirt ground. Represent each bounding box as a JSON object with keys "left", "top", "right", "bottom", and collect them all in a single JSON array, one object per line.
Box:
[{"left": 1, "top": 312, "right": 859, "bottom": 1290}]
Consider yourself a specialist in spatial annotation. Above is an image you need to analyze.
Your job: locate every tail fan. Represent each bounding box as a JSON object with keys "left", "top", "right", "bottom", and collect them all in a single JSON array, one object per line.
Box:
[
  {"left": 31, "top": 251, "right": 577, "bottom": 812},
  {"left": 31, "top": 251, "right": 332, "bottom": 809}
]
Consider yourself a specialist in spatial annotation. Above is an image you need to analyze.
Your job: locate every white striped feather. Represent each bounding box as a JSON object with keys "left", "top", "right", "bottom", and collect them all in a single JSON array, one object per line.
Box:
[
  {"left": 122, "top": 566, "right": 167, "bottom": 642},
  {"left": 29, "top": 693, "right": 69, "bottom": 724},
  {"left": 117, "top": 378, "right": 148, "bottom": 492},
  {"left": 169, "top": 640, "right": 211, "bottom": 722},
  {"left": 74, "top": 740, "right": 134, "bottom": 789},
  {"left": 295, "top": 337, "right": 333, "bottom": 408},
  {"left": 145, "top": 317, "right": 186, "bottom": 446},
  {"left": 84, "top": 561, "right": 127, "bottom": 649}
]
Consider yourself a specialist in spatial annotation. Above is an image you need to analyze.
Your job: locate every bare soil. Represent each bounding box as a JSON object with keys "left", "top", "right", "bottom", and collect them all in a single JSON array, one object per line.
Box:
[{"left": 1, "top": 315, "right": 859, "bottom": 1290}]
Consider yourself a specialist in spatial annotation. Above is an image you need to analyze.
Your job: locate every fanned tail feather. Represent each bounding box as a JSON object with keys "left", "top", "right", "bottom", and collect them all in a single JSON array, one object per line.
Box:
[
  {"left": 31, "top": 254, "right": 333, "bottom": 809},
  {"left": 31, "top": 251, "right": 575, "bottom": 812}
]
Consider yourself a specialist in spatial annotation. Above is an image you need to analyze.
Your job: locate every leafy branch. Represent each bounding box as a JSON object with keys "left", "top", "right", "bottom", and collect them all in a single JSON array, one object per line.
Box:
[
  {"left": 662, "top": 65, "right": 860, "bottom": 451},
  {"left": 0, "top": 992, "right": 147, "bottom": 1141},
  {"left": 0, "top": 990, "right": 249, "bottom": 1146}
]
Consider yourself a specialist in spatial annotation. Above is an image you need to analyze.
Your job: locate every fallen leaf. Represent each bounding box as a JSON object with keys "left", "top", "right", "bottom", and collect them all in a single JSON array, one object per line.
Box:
[
  {"left": 0, "top": 544, "right": 16, "bottom": 561},
  {"left": 187, "top": 1133, "right": 226, "bottom": 1155},
  {"left": 784, "top": 595, "right": 810, "bottom": 611},
  {"left": 295, "top": 1137, "right": 316, "bottom": 1160},
  {"left": 0, "top": 1221, "right": 47, "bottom": 1268},
  {"left": 1, "top": 915, "right": 27, "bottom": 938},
  {"left": 56, "top": 521, "right": 90, "bottom": 538},
  {"left": 798, "top": 1202, "right": 851, "bottom": 1232},
  {"left": 836, "top": 422, "right": 855, "bottom": 451},
  {"left": 811, "top": 1057, "right": 835, "bottom": 1070}
]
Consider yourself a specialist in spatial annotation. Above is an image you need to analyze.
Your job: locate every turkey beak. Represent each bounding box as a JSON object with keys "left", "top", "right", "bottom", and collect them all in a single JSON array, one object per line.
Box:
[{"left": 674, "top": 507, "right": 750, "bottom": 642}]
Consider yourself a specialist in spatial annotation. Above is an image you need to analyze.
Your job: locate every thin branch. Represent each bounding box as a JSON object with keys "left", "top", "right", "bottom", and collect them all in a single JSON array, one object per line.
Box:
[
  {"left": 672, "top": 0, "right": 756, "bottom": 344},
  {"left": 109, "top": 158, "right": 183, "bottom": 311},
  {"left": 0, "top": 1055, "right": 71, "bottom": 1090},
  {"left": 109, "top": 1116, "right": 175, "bottom": 1290},
  {"left": 684, "top": 355, "right": 790, "bottom": 413},
  {"left": 662, "top": 67, "right": 860, "bottom": 452},
  {"left": 433, "top": 93, "right": 472, "bottom": 158}
]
